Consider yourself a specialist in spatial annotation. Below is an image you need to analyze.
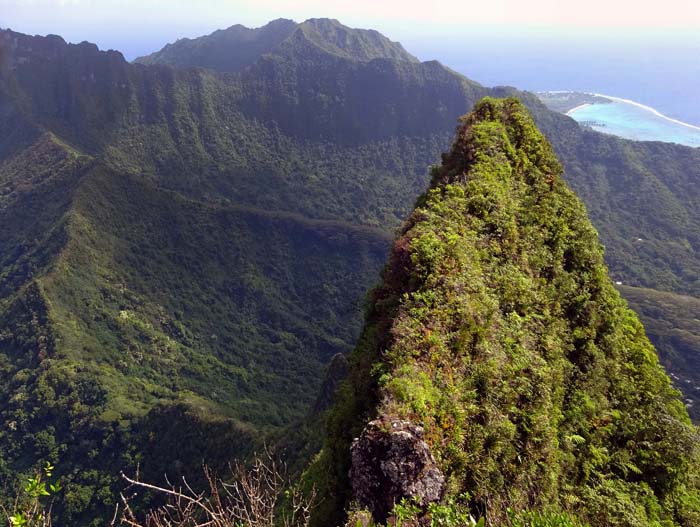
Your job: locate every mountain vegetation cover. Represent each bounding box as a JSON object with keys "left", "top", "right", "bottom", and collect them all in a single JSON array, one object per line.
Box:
[
  {"left": 135, "top": 18, "right": 419, "bottom": 71},
  {"left": 138, "top": 20, "right": 700, "bottom": 408},
  {"left": 0, "top": 19, "right": 700, "bottom": 525},
  {"left": 316, "top": 97, "right": 700, "bottom": 527}
]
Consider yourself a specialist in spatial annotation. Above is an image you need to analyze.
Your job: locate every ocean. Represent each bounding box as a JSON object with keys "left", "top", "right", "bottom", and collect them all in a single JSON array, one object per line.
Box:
[
  {"left": 403, "top": 30, "right": 700, "bottom": 128},
  {"left": 566, "top": 95, "right": 700, "bottom": 147}
]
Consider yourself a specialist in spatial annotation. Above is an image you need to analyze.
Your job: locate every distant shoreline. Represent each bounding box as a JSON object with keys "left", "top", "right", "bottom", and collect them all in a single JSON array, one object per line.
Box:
[
  {"left": 566, "top": 103, "right": 591, "bottom": 115},
  {"left": 581, "top": 92, "right": 700, "bottom": 132}
]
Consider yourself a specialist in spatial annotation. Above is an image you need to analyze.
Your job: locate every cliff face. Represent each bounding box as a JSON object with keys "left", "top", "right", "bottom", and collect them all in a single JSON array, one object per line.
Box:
[{"left": 321, "top": 98, "right": 700, "bottom": 527}]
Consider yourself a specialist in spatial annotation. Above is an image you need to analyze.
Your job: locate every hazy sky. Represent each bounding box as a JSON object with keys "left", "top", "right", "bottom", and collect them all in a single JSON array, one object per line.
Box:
[
  {"left": 2, "top": 0, "right": 699, "bottom": 125},
  {"left": 2, "top": 0, "right": 700, "bottom": 60}
]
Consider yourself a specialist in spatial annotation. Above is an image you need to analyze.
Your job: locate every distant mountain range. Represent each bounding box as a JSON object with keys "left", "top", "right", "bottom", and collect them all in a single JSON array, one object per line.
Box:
[
  {"left": 135, "top": 18, "right": 419, "bottom": 71},
  {"left": 1, "top": 18, "right": 700, "bottom": 524}
]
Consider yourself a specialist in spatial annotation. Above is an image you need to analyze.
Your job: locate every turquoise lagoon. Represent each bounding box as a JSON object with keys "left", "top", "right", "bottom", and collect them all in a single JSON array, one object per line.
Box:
[{"left": 567, "top": 95, "right": 700, "bottom": 147}]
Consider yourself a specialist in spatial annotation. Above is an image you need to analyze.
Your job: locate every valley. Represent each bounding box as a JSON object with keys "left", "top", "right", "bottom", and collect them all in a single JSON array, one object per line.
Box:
[{"left": 1, "top": 17, "right": 699, "bottom": 525}]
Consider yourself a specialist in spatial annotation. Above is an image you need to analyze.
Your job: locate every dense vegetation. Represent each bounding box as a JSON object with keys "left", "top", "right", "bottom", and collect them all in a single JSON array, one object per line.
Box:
[
  {"left": 1, "top": 18, "right": 700, "bottom": 524},
  {"left": 619, "top": 285, "right": 700, "bottom": 420},
  {"left": 0, "top": 137, "right": 389, "bottom": 523},
  {"left": 318, "top": 98, "right": 700, "bottom": 527}
]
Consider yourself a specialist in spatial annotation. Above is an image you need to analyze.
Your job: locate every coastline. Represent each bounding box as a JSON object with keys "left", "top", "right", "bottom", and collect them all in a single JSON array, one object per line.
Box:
[
  {"left": 590, "top": 92, "right": 700, "bottom": 132},
  {"left": 565, "top": 103, "right": 591, "bottom": 115}
]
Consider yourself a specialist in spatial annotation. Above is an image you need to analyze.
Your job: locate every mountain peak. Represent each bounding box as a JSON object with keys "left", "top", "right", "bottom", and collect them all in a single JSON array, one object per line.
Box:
[
  {"left": 266, "top": 17, "right": 297, "bottom": 26},
  {"left": 293, "top": 17, "right": 419, "bottom": 63},
  {"left": 134, "top": 17, "right": 418, "bottom": 72},
  {"left": 316, "top": 97, "right": 699, "bottom": 526},
  {"left": 434, "top": 97, "right": 563, "bottom": 188}
]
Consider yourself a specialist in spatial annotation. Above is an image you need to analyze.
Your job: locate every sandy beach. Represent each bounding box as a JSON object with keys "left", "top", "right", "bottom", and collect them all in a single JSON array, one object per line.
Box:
[
  {"left": 591, "top": 93, "right": 700, "bottom": 131},
  {"left": 561, "top": 92, "right": 700, "bottom": 147},
  {"left": 565, "top": 103, "right": 591, "bottom": 115}
]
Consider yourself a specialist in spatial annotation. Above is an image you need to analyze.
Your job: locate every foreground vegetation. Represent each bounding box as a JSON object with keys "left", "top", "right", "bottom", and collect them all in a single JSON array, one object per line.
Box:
[
  {"left": 3, "top": 458, "right": 588, "bottom": 527},
  {"left": 317, "top": 98, "right": 700, "bottom": 527}
]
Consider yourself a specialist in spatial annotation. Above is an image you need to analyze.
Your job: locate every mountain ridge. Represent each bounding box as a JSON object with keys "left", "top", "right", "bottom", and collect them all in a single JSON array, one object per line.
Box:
[
  {"left": 1, "top": 21, "right": 700, "bottom": 524},
  {"left": 134, "top": 18, "right": 419, "bottom": 72}
]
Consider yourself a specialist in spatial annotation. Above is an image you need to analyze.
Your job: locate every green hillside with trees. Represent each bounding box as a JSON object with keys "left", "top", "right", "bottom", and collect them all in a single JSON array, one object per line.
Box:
[{"left": 1, "top": 20, "right": 700, "bottom": 524}]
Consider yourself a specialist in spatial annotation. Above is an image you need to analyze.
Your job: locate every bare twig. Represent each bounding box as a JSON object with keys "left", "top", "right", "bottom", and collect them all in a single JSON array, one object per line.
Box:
[{"left": 115, "top": 449, "right": 315, "bottom": 527}]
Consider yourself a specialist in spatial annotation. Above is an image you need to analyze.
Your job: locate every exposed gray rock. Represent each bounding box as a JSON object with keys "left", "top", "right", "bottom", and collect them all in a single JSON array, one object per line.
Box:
[{"left": 349, "top": 418, "right": 445, "bottom": 523}]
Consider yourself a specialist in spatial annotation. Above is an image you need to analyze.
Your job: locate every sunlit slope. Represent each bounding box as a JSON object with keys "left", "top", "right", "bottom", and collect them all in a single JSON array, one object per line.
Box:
[{"left": 318, "top": 98, "right": 700, "bottom": 527}]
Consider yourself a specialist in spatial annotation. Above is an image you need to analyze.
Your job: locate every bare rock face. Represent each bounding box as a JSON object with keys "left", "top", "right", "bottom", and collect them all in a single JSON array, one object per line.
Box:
[{"left": 349, "top": 418, "right": 445, "bottom": 523}]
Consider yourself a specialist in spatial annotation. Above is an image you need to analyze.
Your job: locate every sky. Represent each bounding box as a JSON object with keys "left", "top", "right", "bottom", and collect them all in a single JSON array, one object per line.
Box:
[
  {"left": 1, "top": 0, "right": 699, "bottom": 124},
  {"left": 2, "top": 0, "right": 700, "bottom": 60}
]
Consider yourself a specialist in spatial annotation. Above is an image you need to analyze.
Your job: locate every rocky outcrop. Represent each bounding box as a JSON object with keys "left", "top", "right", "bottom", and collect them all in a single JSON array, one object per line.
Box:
[{"left": 349, "top": 419, "right": 444, "bottom": 523}]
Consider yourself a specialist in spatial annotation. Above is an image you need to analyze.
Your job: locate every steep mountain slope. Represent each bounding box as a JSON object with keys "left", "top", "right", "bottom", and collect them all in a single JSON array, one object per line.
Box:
[
  {"left": 0, "top": 149, "right": 390, "bottom": 523},
  {"left": 134, "top": 18, "right": 299, "bottom": 72},
  {"left": 140, "top": 20, "right": 700, "bottom": 412},
  {"left": 2, "top": 19, "right": 700, "bottom": 524},
  {"left": 618, "top": 285, "right": 700, "bottom": 420},
  {"left": 318, "top": 97, "right": 700, "bottom": 527}
]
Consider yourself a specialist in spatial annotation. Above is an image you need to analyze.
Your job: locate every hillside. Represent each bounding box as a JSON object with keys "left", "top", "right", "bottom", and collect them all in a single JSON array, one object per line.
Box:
[
  {"left": 1, "top": 19, "right": 700, "bottom": 524},
  {"left": 0, "top": 133, "right": 391, "bottom": 522},
  {"left": 317, "top": 97, "right": 700, "bottom": 527},
  {"left": 134, "top": 20, "right": 700, "bottom": 415},
  {"left": 619, "top": 285, "right": 700, "bottom": 420},
  {"left": 134, "top": 18, "right": 299, "bottom": 71}
]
